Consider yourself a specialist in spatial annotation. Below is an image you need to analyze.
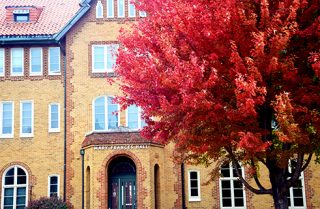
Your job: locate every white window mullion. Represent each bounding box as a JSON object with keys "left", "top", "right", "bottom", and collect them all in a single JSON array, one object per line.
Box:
[
  {"left": 188, "top": 170, "right": 201, "bottom": 202},
  {"left": 1, "top": 101, "right": 14, "bottom": 138},
  {"left": 13, "top": 167, "right": 17, "bottom": 208},
  {"left": 11, "top": 48, "right": 24, "bottom": 76},
  {"left": 20, "top": 101, "right": 34, "bottom": 137},
  {"left": 30, "top": 48, "right": 43, "bottom": 76},
  {"left": 48, "top": 47, "right": 61, "bottom": 75}
]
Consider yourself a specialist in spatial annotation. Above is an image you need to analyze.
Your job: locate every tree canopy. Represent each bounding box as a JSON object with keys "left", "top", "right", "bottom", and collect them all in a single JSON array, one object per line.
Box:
[{"left": 115, "top": 0, "right": 320, "bottom": 208}]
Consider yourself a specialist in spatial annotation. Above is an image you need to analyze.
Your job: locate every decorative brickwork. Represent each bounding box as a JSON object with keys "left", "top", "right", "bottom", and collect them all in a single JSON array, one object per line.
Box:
[
  {"left": 172, "top": 162, "right": 182, "bottom": 209},
  {"left": 98, "top": 151, "right": 147, "bottom": 209},
  {"left": 304, "top": 167, "right": 314, "bottom": 208},
  {"left": 82, "top": 131, "right": 162, "bottom": 147}
]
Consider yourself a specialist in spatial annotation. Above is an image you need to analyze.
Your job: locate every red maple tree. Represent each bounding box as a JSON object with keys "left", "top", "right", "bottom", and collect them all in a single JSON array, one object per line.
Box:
[{"left": 115, "top": 0, "right": 320, "bottom": 208}]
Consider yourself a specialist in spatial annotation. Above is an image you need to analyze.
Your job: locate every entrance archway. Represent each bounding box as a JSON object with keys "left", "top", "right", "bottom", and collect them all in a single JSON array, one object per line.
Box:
[{"left": 108, "top": 156, "right": 136, "bottom": 209}]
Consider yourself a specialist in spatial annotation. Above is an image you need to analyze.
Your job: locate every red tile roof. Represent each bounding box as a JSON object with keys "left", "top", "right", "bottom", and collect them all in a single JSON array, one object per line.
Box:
[{"left": 0, "top": 0, "right": 81, "bottom": 36}]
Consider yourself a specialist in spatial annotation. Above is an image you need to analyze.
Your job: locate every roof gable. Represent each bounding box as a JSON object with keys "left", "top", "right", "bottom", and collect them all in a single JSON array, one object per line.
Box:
[{"left": 0, "top": 0, "right": 81, "bottom": 37}]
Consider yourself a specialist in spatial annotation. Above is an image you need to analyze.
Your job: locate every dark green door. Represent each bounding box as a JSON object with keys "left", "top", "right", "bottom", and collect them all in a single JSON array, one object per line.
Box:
[{"left": 108, "top": 157, "right": 136, "bottom": 209}]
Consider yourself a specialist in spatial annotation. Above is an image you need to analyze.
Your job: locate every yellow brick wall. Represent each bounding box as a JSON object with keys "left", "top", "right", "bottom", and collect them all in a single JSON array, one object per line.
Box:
[{"left": 0, "top": 79, "right": 65, "bottom": 200}]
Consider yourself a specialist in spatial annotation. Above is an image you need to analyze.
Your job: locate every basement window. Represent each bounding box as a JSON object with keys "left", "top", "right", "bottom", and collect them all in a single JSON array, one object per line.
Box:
[{"left": 13, "top": 10, "right": 30, "bottom": 22}]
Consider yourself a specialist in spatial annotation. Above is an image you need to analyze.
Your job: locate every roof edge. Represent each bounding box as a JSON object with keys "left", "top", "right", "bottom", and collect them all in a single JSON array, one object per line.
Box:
[
  {"left": 0, "top": 1, "right": 92, "bottom": 45},
  {"left": 53, "top": 1, "right": 91, "bottom": 41}
]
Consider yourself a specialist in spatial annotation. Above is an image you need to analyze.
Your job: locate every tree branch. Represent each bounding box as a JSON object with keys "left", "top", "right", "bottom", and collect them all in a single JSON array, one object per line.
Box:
[
  {"left": 227, "top": 149, "right": 273, "bottom": 194},
  {"left": 251, "top": 159, "right": 269, "bottom": 191},
  {"left": 302, "top": 153, "right": 312, "bottom": 172}
]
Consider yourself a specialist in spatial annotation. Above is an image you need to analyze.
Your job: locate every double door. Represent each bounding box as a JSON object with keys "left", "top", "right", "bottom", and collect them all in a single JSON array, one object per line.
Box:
[{"left": 109, "top": 176, "right": 136, "bottom": 209}]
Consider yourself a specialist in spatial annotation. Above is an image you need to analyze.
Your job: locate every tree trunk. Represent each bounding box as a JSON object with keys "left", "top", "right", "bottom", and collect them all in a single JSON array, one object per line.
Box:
[{"left": 268, "top": 160, "right": 289, "bottom": 209}]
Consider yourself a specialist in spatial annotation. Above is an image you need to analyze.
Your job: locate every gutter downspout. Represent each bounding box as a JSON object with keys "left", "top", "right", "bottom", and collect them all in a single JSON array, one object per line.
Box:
[
  {"left": 58, "top": 41, "right": 67, "bottom": 202},
  {"left": 181, "top": 163, "right": 186, "bottom": 209},
  {"left": 80, "top": 149, "right": 85, "bottom": 209}
]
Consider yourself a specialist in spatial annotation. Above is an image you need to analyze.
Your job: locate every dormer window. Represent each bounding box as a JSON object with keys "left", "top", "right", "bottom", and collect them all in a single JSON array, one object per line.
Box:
[{"left": 13, "top": 9, "right": 30, "bottom": 22}]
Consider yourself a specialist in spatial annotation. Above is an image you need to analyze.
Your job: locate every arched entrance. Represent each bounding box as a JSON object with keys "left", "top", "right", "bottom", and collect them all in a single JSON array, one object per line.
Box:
[{"left": 108, "top": 156, "right": 136, "bottom": 209}]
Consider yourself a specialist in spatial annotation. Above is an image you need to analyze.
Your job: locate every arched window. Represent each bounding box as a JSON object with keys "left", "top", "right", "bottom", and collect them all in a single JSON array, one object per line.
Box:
[
  {"left": 96, "top": 1, "right": 104, "bottom": 18},
  {"left": 93, "top": 96, "right": 119, "bottom": 131},
  {"left": 2, "top": 165, "right": 28, "bottom": 209},
  {"left": 126, "top": 105, "right": 146, "bottom": 130}
]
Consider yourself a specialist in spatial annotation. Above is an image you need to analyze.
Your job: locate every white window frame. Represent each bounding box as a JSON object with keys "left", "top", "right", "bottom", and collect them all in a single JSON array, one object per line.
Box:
[
  {"left": 1, "top": 165, "right": 28, "bottom": 209},
  {"left": 128, "top": 0, "right": 136, "bottom": 17},
  {"left": 287, "top": 162, "right": 307, "bottom": 209},
  {"left": 0, "top": 48, "right": 4, "bottom": 77},
  {"left": 0, "top": 101, "right": 14, "bottom": 138},
  {"left": 29, "top": 48, "right": 43, "bottom": 76},
  {"left": 117, "top": 0, "right": 125, "bottom": 18},
  {"left": 96, "top": 0, "right": 104, "bottom": 18},
  {"left": 92, "top": 44, "right": 119, "bottom": 73},
  {"left": 92, "top": 96, "right": 120, "bottom": 131},
  {"left": 139, "top": 11, "right": 147, "bottom": 17},
  {"left": 106, "top": 0, "right": 114, "bottom": 18},
  {"left": 10, "top": 48, "right": 24, "bottom": 76},
  {"left": 48, "top": 175, "right": 60, "bottom": 197},
  {"left": 126, "top": 105, "right": 145, "bottom": 130},
  {"left": 219, "top": 163, "right": 247, "bottom": 209},
  {"left": 48, "top": 47, "right": 61, "bottom": 75},
  {"left": 188, "top": 170, "right": 201, "bottom": 202},
  {"left": 48, "top": 103, "right": 60, "bottom": 133},
  {"left": 20, "top": 101, "right": 34, "bottom": 138}
]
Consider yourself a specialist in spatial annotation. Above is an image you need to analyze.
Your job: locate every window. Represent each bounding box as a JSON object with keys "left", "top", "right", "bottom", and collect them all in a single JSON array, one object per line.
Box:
[
  {"left": 126, "top": 105, "right": 146, "bottom": 130},
  {"left": 92, "top": 44, "right": 119, "bottom": 73},
  {"left": 48, "top": 175, "right": 59, "bottom": 197},
  {"left": 1, "top": 165, "right": 28, "bottom": 209},
  {"left": 20, "top": 101, "right": 33, "bottom": 137},
  {"left": 139, "top": 11, "right": 147, "bottom": 17},
  {"left": 93, "top": 96, "right": 119, "bottom": 131},
  {"left": 0, "top": 102, "right": 14, "bottom": 138},
  {"left": 220, "top": 163, "right": 246, "bottom": 209},
  {"left": 107, "top": 0, "right": 114, "bottom": 18},
  {"left": 29, "top": 48, "right": 42, "bottom": 75},
  {"left": 11, "top": 48, "right": 24, "bottom": 76},
  {"left": 48, "top": 47, "right": 60, "bottom": 75},
  {"left": 96, "top": 1, "right": 103, "bottom": 18},
  {"left": 14, "top": 14, "right": 29, "bottom": 22},
  {"left": 13, "top": 9, "right": 30, "bottom": 22},
  {"left": 287, "top": 162, "right": 306, "bottom": 209},
  {"left": 188, "top": 170, "right": 201, "bottom": 201},
  {"left": 49, "top": 103, "right": 60, "bottom": 132},
  {"left": 117, "top": 0, "right": 125, "bottom": 17},
  {"left": 0, "top": 48, "right": 4, "bottom": 76},
  {"left": 128, "top": 0, "right": 136, "bottom": 17}
]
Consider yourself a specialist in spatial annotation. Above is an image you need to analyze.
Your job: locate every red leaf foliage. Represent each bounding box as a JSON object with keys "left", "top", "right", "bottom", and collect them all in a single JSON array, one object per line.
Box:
[{"left": 115, "top": 0, "right": 320, "bottom": 163}]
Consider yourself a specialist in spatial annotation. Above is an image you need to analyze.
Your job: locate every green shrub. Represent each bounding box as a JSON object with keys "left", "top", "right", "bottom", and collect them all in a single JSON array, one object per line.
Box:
[{"left": 27, "top": 196, "right": 71, "bottom": 209}]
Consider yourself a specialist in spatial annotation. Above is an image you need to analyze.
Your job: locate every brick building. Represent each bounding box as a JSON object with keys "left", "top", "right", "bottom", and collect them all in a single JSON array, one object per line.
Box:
[{"left": 0, "top": 0, "right": 319, "bottom": 209}]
